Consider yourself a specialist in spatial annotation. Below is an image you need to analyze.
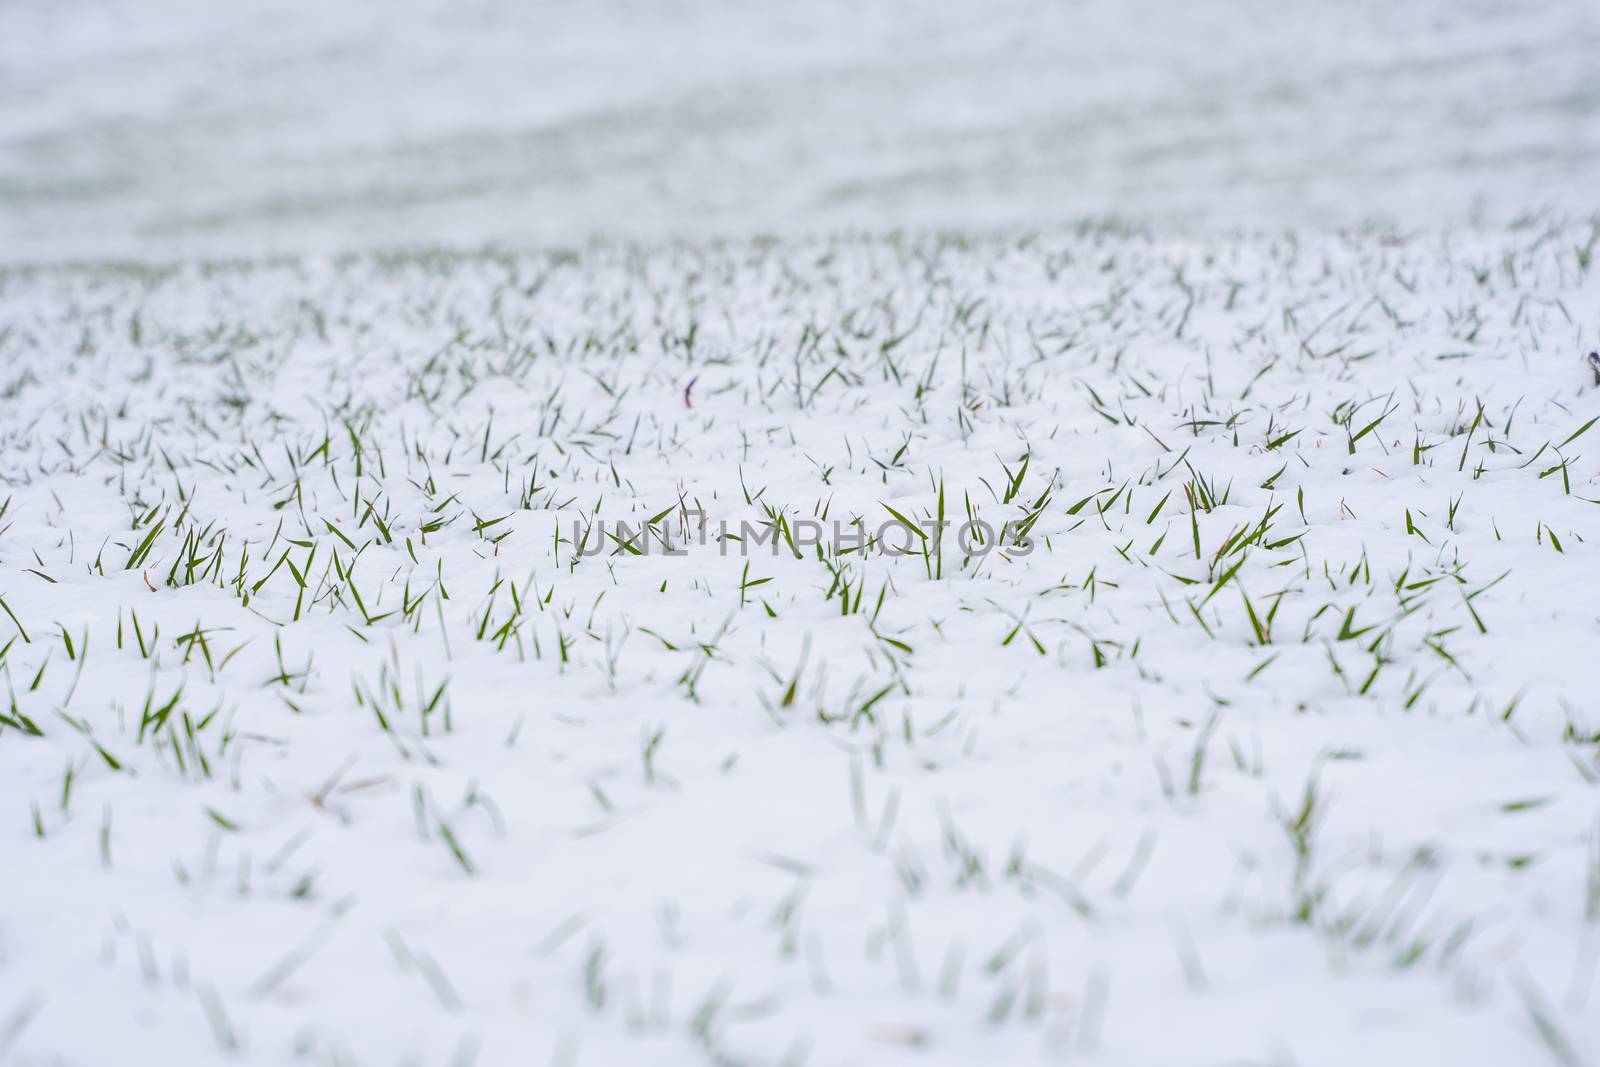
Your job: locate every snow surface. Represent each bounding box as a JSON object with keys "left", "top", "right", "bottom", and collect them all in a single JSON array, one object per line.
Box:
[
  {"left": 2, "top": 0, "right": 1599, "bottom": 261},
  {"left": 4, "top": 1, "right": 1600, "bottom": 1061},
  {"left": 3, "top": 225, "right": 1600, "bottom": 1065}
]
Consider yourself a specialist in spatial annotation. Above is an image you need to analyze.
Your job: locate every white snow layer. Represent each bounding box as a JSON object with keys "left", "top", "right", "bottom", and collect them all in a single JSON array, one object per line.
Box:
[
  {"left": 1, "top": 0, "right": 1598, "bottom": 260},
  {"left": 2, "top": 227, "right": 1600, "bottom": 1065}
]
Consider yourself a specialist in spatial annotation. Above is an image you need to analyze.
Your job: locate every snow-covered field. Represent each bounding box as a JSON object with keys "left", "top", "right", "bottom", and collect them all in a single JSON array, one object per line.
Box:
[
  {"left": 3, "top": 0, "right": 1599, "bottom": 259},
  {"left": 3, "top": 224, "right": 1600, "bottom": 1065},
  {"left": 5, "top": 0, "right": 1600, "bottom": 1063}
]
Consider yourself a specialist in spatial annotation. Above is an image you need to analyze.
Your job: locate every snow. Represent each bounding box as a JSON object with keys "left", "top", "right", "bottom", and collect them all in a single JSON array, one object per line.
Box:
[
  {"left": 2, "top": 0, "right": 1599, "bottom": 260},
  {"left": 4, "top": 1, "right": 1600, "bottom": 1062},
  {"left": 3, "top": 227, "right": 1600, "bottom": 1065}
]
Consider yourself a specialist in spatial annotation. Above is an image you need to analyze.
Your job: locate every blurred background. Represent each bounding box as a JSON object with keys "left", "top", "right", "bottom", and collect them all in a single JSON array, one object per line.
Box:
[{"left": 2, "top": 0, "right": 1596, "bottom": 261}]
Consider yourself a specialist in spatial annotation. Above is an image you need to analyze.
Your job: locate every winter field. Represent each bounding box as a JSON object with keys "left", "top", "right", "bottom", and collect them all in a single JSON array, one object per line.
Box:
[
  {"left": 6, "top": 1, "right": 1600, "bottom": 1066},
  {"left": 3, "top": 0, "right": 1600, "bottom": 259},
  {"left": 3, "top": 224, "right": 1600, "bottom": 1066}
]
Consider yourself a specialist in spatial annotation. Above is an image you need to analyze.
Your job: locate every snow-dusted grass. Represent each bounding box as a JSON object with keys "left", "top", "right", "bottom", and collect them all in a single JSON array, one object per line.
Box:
[{"left": 3, "top": 222, "right": 1600, "bottom": 1066}]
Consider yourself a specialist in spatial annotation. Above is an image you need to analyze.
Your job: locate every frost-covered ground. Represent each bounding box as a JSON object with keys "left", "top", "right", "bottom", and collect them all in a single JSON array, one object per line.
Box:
[
  {"left": 3, "top": 0, "right": 1599, "bottom": 260},
  {"left": 3, "top": 223, "right": 1600, "bottom": 1065}
]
